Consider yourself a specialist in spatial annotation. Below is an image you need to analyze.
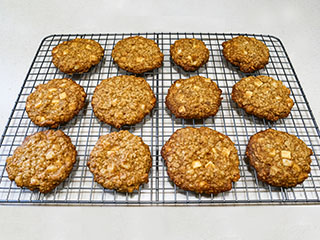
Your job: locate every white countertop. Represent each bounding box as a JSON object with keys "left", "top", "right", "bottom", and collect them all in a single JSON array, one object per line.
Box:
[{"left": 1, "top": 0, "right": 320, "bottom": 239}]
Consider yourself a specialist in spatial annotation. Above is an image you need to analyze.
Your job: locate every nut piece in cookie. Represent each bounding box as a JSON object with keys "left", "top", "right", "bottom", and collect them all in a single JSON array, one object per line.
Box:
[
  {"left": 232, "top": 75, "right": 294, "bottom": 121},
  {"left": 246, "top": 129, "right": 313, "bottom": 188},
  {"left": 6, "top": 130, "right": 77, "bottom": 193},
  {"left": 170, "top": 38, "right": 209, "bottom": 71},
  {"left": 52, "top": 38, "right": 104, "bottom": 74},
  {"left": 26, "top": 78, "right": 87, "bottom": 128},
  {"left": 111, "top": 36, "right": 164, "bottom": 74},
  {"left": 88, "top": 130, "right": 152, "bottom": 193},
  {"left": 161, "top": 127, "right": 240, "bottom": 194},
  {"left": 165, "top": 76, "right": 222, "bottom": 119},
  {"left": 92, "top": 75, "right": 156, "bottom": 128},
  {"left": 222, "top": 36, "right": 269, "bottom": 73}
]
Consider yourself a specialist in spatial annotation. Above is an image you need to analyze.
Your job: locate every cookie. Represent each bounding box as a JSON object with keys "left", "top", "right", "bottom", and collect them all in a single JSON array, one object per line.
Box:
[
  {"left": 222, "top": 36, "right": 269, "bottom": 73},
  {"left": 52, "top": 38, "right": 104, "bottom": 74},
  {"left": 161, "top": 127, "right": 240, "bottom": 194},
  {"left": 26, "top": 78, "right": 87, "bottom": 128},
  {"left": 92, "top": 75, "right": 156, "bottom": 128},
  {"left": 246, "top": 129, "right": 312, "bottom": 188},
  {"left": 170, "top": 38, "right": 209, "bottom": 71},
  {"left": 165, "top": 76, "right": 222, "bottom": 119},
  {"left": 232, "top": 75, "right": 294, "bottom": 121},
  {"left": 6, "top": 130, "right": 77, "bottom": 193},
  {"left": 88, "top": 130, "right": 152, "bottom": 193},
  {"left": 111, "top": 36, "right": 164, "bottom": 74}
]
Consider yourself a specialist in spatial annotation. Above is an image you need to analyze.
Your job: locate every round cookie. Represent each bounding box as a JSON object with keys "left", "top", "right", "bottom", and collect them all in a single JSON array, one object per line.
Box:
[
  {"left": 246, "top": 129, "right": 313, "bottom": 188},
  {"left": 222, "top": 36, "right": 269, "bottom": 73},
  {"left": 88, "top": 130, "right": 152, "bottom": 193},
  {"left": 232, "top": 75, "right": 294, "bottom": 121},
  {"left": 161, "top": 127, "right": 240, "bottom": 194},
  {"left": 6, "top": 130, "right": 77, "bottom": 193},
  {"left": 26, "top": 78, "right": 87, "bottom": 128},
  {"left": 111, "top": 36, "right": 164, "bottom": 74},
  {"left": 52, "top": 38, "right": 104, "bottom": 74},
  {"left": 165, "top": 76, "right": 222, "bottom": 119},
  {"left": 92, "top": 75, "right": 156, "bottom": 128},
  {"left": 170, "top": 38, "right": 209, "bottom": 71}
]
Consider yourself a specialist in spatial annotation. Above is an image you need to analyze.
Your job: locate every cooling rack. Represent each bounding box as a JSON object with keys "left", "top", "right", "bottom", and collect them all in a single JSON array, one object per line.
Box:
[{"left": 0, "top": 33, "right": 319, "bottom": 205}]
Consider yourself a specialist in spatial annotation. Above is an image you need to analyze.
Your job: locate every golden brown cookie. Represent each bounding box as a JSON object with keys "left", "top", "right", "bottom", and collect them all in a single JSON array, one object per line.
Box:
[
  {"left": 246, "top": 129, "right": 312, "bottom": 188},
  {"left": 170, "top": 38, "right": 209, "bottom": 71},
  {"left": 52, "top": 38, "right": 104, "bottom": 74},
  {"left": 6, "top": 130, "right": 77, "bottom": 193},
  {"left": 165, "top": 76, "right": 222, "bottom": 119},
  {"left": 161, "top": 127, "right": 240, "bottom": 194},
  {"left": 222, "top": 36, "right": 269, "bottom": 73},
  {"left": 91, "top": 75, "right": 156, "bottom": 128},
  {"left": 26, "top": 78, "right": 87, "bottom": 128},
  {"left": 111, "top": 36, "right": 164, "bottom": 74},
  {"left": 232, "top": 75, "right": 294, "bottom": 121},
  {"left": 88, "top": 130, "right": 152, "bottom": 193}
]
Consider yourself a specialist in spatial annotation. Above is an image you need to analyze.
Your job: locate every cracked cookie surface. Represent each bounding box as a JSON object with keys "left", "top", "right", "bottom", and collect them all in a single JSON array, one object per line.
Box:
[
  {"left": 170, "top": 38, "right": 209, "bottom": 71},
  {"left": 88, "top": 130, "right": 152, "bottom": 193},
  {"left": 6, "top": 130, "right": 77, "bottom": 193},
  {"left": 165, "top": 76, "right": 222, "bottom": 119},
  {"left": 246, "top": 129, "right": 312, "bottom": 188},
  {"left": 161, "top": 127, "right": 240, "bottom": 194},
  {"left": 112, "top": 36, "right": 164, "bottom": 74},
  {"left": 222, "top": 36, "right": 269, "bottom": 73},
  {"left": 91, "top": 75, "right": 156, "bottom": 128},
  {"left": 26, "top": 78, "right": 86, "bottom": 128},
  {"left": 52, "top": 38, "right": 104, "bottom": 74},
  {"left": 232, "top": 75, "right": 294, "bottom": 121}
]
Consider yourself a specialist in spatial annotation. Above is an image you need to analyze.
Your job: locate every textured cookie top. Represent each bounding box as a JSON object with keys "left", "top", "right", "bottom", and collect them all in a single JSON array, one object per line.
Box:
[
  {"left": 165, "top": 76, "right": 222, "bottom": 119},
  {"left": 111, "top": 36, "right": 164, "bottom": 74},
  {"left": 52, "top": 38, "right": 104, "bottom": 74},
  {"left": 88, "top": 130, "right": 152, "bottom": 193},
  {"left": 170, "top": 38, "right": 209, "bottom": 71},
  {"left": 246, "top": 129, "right": 312, "bottom": 188},
  {"left": 232, "top": 75, "right": 294, "bottom": 121},
  {"left": 91, "top": 75, "right": 156, "bottom": 128},
  {"left": 26, "top": 78, "right": 87, "bottom": 128},
  {"left": 161, "top": 127, "right": 240, "bottom": 194},
  {"left": 222, "top": 36, "right": 269, "bottom": 73},
  {"left": 6, "top": 130, "right": 77, "bottom": 193}
]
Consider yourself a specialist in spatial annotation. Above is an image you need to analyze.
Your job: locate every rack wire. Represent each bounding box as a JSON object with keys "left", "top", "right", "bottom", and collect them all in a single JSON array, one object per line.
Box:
[{"left": 0, "top": 33, "right": 319, "bottom": 205}]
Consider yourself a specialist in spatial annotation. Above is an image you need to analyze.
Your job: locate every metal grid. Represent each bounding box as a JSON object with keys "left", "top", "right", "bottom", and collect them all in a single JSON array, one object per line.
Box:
[{"left": 0, "top": 33, "right": 320, "bottom": 205}]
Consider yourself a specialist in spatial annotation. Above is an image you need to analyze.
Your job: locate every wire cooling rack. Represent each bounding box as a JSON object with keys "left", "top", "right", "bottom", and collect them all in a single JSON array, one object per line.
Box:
[{"left": 0, "top": 33, "right": 320, "bottom": 205}]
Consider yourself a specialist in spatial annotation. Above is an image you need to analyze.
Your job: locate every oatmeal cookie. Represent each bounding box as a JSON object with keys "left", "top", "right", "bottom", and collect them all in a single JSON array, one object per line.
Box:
[
  {"left": 92, "top": 75, "right": 156, "bottom": 128},
  {"left": 88, "top": 130, "right": 152, "bottom": 193},
  {"left": 161, "top": 127, "right": 240, "bottom": 194},
  {"left": 246, "top": 129, "right": 312, "bottom": 188},
  {"left": 165, "top": 76, "right": 222, "bottom": 119},
  {"left": 170, "top": 38, "right": 209, "bottom": 71},
  {"left": 222, "top": 36, "right": 269, "bottom": 73},
  {"left": 111, "top": 36, "right": 164, "bottom": 74},
  {"left": 52, "top": 38, "right": 104, "bottom": 74},
  {"left": 232, "top": 75, "right": 294, "bottom": 121},
  {"left": 6, "top": 130, "right": 77, "bottom": 193},
  {"left": 26, "top": 78, "right": 86, "bottom": 128}
]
